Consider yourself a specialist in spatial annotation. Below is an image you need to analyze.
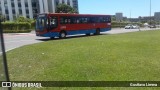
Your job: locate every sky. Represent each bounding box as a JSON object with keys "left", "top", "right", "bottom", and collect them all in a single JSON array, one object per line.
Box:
[{"left": 78, "top": 0, "right": 160, "bottom": 18}]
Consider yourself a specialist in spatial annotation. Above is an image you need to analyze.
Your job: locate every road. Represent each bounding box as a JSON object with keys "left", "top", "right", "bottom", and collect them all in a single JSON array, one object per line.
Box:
[
  {"left": 4, "top": 28, "right": 160, "bottom": 52},
  {"left": 4, "top": 31, "right": 48, "bottom": 52}
]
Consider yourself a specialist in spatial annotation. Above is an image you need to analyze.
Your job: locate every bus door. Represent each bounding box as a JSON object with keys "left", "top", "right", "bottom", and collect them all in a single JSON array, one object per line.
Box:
[{"left": 48, "top": 16, "right": 58, "bottom": 31}]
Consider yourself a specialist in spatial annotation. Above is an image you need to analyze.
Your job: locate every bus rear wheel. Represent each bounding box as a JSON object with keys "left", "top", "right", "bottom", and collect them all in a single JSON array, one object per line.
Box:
[
  {"left": 95, "top": 28, "right": 100, "bottom": 35},
  {"left": 59, "top": 31, "right": 66, "bottom": 38}
]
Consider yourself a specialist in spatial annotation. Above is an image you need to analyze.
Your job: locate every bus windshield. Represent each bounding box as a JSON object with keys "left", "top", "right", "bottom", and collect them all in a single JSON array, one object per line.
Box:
[{"left": 36, "top": 15, "right": 47, "bottom": 31}]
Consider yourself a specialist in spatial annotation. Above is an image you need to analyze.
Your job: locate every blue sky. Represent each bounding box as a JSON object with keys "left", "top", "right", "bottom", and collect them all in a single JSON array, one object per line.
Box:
[{"left": 78, "top": 0, "right": 160, "bottom": 18}]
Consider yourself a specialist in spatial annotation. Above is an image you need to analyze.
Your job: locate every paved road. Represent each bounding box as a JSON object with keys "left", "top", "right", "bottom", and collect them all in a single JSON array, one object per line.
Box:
[
  {"left": 4, "top": 28, "right": 160, "bottom": 52},
  {"left": 103, "top": 28, "right": 160, "bottom": 34},
  {"left": 4, "top": 31, "right": 49, "bottom": 52}
]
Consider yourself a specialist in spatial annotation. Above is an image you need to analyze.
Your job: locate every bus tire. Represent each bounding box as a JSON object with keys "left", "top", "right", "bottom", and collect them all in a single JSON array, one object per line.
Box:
[
  {"left": 95, "top": 28, "right": 100, "bottom": 35},
  {"left": 59, "top": 31, "right": 66, "bottom": 38}
]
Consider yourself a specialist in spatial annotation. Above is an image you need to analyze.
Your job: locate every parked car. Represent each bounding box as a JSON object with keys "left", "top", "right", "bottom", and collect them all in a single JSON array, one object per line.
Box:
[
  {"left": 125, "top": 25, "right": 133, "bottom": 29},
  {"left": 132, "top": 25, "right": 140, "bottom": 29},
  {"left": 149, "top": 25, "right": 156, "bottom": 28},
  {"left": 125, "top": 24, "right": 139, "bottom": 29}
]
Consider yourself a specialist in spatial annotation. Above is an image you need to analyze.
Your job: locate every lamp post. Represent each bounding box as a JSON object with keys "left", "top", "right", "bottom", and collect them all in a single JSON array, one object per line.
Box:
[
  {"left": 150, "top": 0, "right": 152, "bottom": 26},
  {"left": 130, "top": 10, "right": 131, "bottom": 22},
  {"left": 0, "top": 16, "right": 11, "bottom": 90}
]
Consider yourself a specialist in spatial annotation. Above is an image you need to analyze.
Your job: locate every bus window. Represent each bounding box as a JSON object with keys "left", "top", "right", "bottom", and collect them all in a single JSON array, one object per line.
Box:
[
  {"left": 71, "top": 17, "right": 77, "bottom": 24},
  {"left": 97, "top": 17, "right": 103, "bottom": 23},
  {"left": 68, "top": 19, "right": 71, "bottom": 24},
  {"left": 108, "top": 17, "right": 111, "bottom": 22},
  {"left": 49, "top": 17, "right": 58, "bottom": 29},
  {"left": 89, "top": 17, "right": 96, "bottom": 23},
  {"left": 82, "top": 18, "right": 88, "bottom": 23},
  {"left": 60, "top": 17, "right": 71, "bottom": 24},
  {"left": 77, "top": 19, "right": 80, "bottom": 24}
]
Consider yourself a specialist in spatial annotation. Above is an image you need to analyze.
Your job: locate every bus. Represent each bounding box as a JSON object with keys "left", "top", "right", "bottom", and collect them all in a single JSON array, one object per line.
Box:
[{"left": 35, "top": 13, "right": 111, "bottom": 38}]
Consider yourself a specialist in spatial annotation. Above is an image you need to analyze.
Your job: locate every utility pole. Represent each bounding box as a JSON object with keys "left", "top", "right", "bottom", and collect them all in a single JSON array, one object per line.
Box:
[
  {"left": 150, "top": 0, "right": 152, "bottom": 26},
  {"left": 130, "top": 10, "right": 131, "bottom": 20},
  {"left": 0, "top": 17, "right": 11, "bottom": 90}
]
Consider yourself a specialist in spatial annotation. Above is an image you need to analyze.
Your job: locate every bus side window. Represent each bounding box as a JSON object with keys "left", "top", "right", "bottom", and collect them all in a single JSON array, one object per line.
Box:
[
  {"left": 108, "top": 17, "right": 111, "bottom": 23},
  {"left": 68, "top": 19, "right": 71, "bottom": 24},
  {"left": 60, "top": 17, "right": 71, "bottom": 24},
  {"left": 89, "top": 17, "right": 96, "bottom": 23},
  {"left": 71, "top": 17, "right": 80, "bottom": 24},
  {"left": 46, "top": 18, "right": 49, "bottom": 29},
  {"left": 60, "top": 18, "right": 64, "bottom": 24},
  {"left": 71, "top": 17, "right": 77, "bottom": 24},
  {"left": 50, "top": 17, "right": 58, "bottom": 29},
  {"left": 101, "top": 17, "right": 107, "bottom": 23},
  {"left": 97, "top": 17, "right": 103, "bottom": 23},
  {"left": 74, "top": 17, "right": 80, "bottom": 24}
]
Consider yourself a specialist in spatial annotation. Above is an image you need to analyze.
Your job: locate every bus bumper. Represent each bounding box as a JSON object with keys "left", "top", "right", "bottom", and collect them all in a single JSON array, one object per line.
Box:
[{"left": 36, "top": 32, "right": 59, "bottom": 37}]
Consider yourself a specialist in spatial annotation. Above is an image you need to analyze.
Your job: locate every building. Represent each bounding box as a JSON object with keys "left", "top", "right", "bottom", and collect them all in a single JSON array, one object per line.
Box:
[
  {"left": 138, "top": 16, "right": 154, "bottom": 23},
  {"left": 154, "top": 12, "right": 160, "bottom": 22},
  {"left": 0, "top": 0, "right": 79, "bottom": 21},
  {"left": 115, "top": 13, "right": 123, "bottom": 21}
]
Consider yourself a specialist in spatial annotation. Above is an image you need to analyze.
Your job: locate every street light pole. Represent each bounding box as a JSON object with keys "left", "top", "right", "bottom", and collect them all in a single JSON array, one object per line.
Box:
[
  {"left": 0, "top": 17, "right": 11, "bottom": 90},
  {"left": 150, "top": 0, "right": 152, "bottom": 26},
  {"left": 130, "top": 10, "right": 131, "bottom": 22}
]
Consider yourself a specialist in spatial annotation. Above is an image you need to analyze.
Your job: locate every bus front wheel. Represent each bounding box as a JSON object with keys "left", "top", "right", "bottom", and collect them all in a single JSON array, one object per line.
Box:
[{"left": 59, "top": 31, "right": 66, "bottom": 38}]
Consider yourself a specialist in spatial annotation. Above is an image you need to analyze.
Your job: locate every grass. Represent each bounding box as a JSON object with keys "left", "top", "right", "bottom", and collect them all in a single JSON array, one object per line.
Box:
[{"left": 6, "top": 30, "right": 160, "bottom": 90}]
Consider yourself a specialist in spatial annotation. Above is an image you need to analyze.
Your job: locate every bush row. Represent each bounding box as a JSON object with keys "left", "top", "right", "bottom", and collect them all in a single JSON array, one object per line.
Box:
[
  {"left": 2, "top": 22, "right": 31, "bottom": 31},
  {"left": 112, "top": 22, "right": 143, "bottom": 28},
  {"left": 3, "top": 30, "right": 32, "bottom": 33}
]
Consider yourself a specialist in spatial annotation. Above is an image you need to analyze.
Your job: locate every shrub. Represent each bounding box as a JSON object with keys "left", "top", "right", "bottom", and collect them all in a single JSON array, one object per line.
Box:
[
  {"left": 17, "top": 22, "right": 31, "bottom": 30},
  {"left": 31, "top": 21, "right": 36, "bottom": 29},
  {"left": 2, "top": 22, "right": 31, "bottom": 31},
  {"left": 3, "top": 30, "right": 31, "bottom": 33},
  {"left": 1, "top": 22, "right": 17, "bottom": 30},
  {"left": 111, "top": 21, "right": 142, "bottom": 28}
]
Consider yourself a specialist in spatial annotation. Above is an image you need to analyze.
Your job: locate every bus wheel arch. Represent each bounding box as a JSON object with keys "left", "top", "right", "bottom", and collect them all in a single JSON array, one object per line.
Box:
[
  {"left": 59, "top": 30, "right": 67, "bottom": 38},
  {"left": 95, "top": 28, "right": 100, "bottom": 35}
]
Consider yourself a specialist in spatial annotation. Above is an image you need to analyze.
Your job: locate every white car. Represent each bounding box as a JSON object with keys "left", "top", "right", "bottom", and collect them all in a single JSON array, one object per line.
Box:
[
  {"left": 132, "top": 25, "right": 140, "bottom": 29},
  {"left": 125, "top": 24, "right": 139, "bottom": 29}
]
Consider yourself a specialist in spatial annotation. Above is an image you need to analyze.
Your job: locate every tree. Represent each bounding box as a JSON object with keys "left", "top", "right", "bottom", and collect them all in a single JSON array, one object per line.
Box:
[
  {"left": 15, "top": 16, "right": 34, "bottom": 23},
  {"left": 56, "top": 4, "right": 77, "bottom": 13},
  {"left": 147, "top": 20, "right": 156, "bottom": 25},
  {"left": 0, "top": 15, "right": 6, "bottom": 22},
  {"left": 111, "top": 16, "right": 116, "bottom": 21}
]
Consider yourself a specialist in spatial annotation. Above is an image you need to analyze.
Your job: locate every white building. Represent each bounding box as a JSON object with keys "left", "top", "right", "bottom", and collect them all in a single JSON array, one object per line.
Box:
[
  {"left": 115, "top": 13, "right": 123, "bottom": 21},
  {"left": 0, "top": 0, "right": 78, "bottom": 21},
  {"left": 154, "top": 12, "right": 160, "bottom": 22}
]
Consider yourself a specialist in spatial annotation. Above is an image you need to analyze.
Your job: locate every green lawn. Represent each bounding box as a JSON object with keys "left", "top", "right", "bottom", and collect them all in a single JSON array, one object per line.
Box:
[{"left": 6, "top": 30, "right": 160, "bottom": 90}]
